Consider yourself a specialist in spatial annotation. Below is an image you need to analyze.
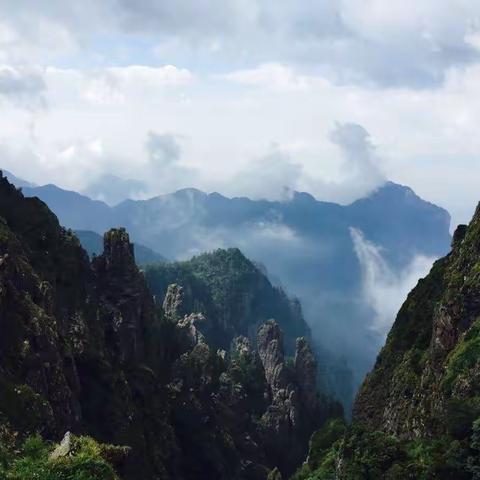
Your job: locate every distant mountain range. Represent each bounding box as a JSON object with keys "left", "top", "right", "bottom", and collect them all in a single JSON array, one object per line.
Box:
[{"left": 6, "top": 170, "right": 452, "bottom": 406}]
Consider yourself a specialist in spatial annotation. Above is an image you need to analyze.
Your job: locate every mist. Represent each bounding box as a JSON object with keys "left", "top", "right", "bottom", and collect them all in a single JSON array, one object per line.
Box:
[{"left": 351, "top": 227, "right": 436, "bottom": 337}]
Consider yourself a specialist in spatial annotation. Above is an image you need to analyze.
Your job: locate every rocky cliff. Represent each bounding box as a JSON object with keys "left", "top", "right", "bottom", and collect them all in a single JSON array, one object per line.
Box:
[
  {"left": 0, "top": 173, "right": 337, "bottom": 479},
  {"left": 354, "top": 209, "right": 480, "bottom": 439}
]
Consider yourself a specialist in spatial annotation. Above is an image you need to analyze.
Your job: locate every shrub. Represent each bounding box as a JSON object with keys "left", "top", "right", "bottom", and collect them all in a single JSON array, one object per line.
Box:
[{"left": 3, "top": 434, "right": 123, "bottom": 480}]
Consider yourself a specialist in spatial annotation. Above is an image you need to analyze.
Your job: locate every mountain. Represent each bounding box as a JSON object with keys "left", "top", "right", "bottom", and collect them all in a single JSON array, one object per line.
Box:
[
  {"left": 293, "top": 204, "right": 480, "bottom": 479},
  {"left": 18, "top": 177, "right": 451, "bottom": 408},
  {"left": 144, "top": 248, "right": 310, "bottom": 354},
  {"left": 0, "top": 172, "right": 338, "bottom": 479},
  {"left": 75, "top": 229, "right": 167, "bottom": 265}
]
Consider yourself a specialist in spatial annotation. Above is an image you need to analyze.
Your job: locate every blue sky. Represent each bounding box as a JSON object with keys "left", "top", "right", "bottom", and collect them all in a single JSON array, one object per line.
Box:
[{"left": 1, "top": 0, "right": 480, "bottom": 226}]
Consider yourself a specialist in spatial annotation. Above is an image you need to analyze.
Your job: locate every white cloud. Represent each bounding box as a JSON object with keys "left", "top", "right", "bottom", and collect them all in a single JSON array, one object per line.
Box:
[
  {"left": 82, "top": 65, "right": 194, "bottom": 105},
  {"left": 1, "top": 0, "right": 480, "bottom": 86},
  {"left": 350, "top": 227, "right": 435, "bottom": 336},
  {"left": 222, "top": 63, "right": 313, "bottom": 91},
  {"left": 226, "top": 147, "right": 302, "bottom": 200},
  {"left": 146, "top": 131, "right": 182, "bottom": 167}
]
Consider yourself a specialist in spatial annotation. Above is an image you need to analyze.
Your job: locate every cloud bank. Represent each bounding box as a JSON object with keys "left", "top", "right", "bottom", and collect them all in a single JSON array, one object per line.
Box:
[
  {"left": 3, "top": 0, "right": 480, "bottom": 87},
  {"left": 351, "top": 227, "right": 435, "bottom": 337}
]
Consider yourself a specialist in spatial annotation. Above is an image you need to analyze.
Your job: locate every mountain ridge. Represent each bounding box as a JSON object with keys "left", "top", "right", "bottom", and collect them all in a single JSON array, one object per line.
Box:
[{"left": 4, "top": 169, "right": 452, "bottom": 408}]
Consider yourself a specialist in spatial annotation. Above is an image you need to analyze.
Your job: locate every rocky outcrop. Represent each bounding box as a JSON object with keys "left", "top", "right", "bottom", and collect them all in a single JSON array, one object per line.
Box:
[
  {"left": 295, "top": 337, "right": 318, "bottom": 413},
  {"left": 92, "top": 227, "right": 157, "bottom": 364},
  {"left": 163, "top": 283, "right": 186, "bottom": 319},
  {"left": 256, "top": 321, "right": 329, "bottom": 477},
  {"left": 257, "top": 320, "right": 288, "bottom": 390},
  {"left": 163, "top": 283, "right": 206, "bottom": 352}
]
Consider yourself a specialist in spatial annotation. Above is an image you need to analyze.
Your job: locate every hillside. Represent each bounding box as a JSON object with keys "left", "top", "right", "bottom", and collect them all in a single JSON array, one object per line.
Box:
[{"left": 145, "top": 248, "right": 309, "bottom": 354}]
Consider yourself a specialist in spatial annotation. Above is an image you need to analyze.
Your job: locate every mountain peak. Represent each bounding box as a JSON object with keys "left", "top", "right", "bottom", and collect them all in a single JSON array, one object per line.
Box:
[
  {"left": 173, "top": 187, "right": 208, "bottom": 199},
  {"left": 102, "top": 228, "right": 136, "bottom": 269}
]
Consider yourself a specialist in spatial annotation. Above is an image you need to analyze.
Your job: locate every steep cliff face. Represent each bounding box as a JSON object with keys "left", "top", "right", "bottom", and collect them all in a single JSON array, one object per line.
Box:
[
  {"left": 0, "top": 173, "right": 336, "bottom": 479},
  {"left": 0, "top": 174, "right": 176, "bottom": 479},
  {"left": 257, "top": 321, "right": 331, "bottom": 477},
  {"left": 354, "top": 207, "right": 480, "bottom": 439}
]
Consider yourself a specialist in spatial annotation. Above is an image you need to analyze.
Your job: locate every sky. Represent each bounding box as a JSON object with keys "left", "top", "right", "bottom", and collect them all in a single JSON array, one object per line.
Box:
[{"left": 1, "top": 0, "right": 480, "bottom": 226}]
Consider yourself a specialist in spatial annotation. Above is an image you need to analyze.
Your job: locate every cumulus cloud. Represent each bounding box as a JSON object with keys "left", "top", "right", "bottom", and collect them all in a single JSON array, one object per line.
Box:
[
  {"left": 141, "top": 131, "right": 201, "bottom": 195},
  {"left": 146, "top": 131, "right": 182, "bottom": 168},
  {"left": 327, "top": 122, "right": 385, "bottom": 200},
  {"left": 221, "top": 122, "right": 385, "bottom": 204},
  {"left": 222, "top": 63, "right": 312, "bottom": 91},
  {"left": 108, "top": 0, "right": 480, "bottom": 86},
  {"left": 1, "top": 0, "right": 480, "bottom": 86},
  {"left": 73, "top": 131, "right": 198, "bottom": 203},
  {"left": 82, "top": 65, "right": 194, "bottom": 105},
  {"left": 350, "top": 227, "right": 435, "bottom": 336},
  {"left": 226, "top": 147, "right": 302, "bottom": 200}
]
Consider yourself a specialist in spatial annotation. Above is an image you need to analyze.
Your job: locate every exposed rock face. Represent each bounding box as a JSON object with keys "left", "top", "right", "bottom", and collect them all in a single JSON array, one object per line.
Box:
[
  {"left": 163, "top": 283, "right": 206, "bottom": 352},
  {"left": 267, "top": 468, "right": 283, "bottom": 480},
  {"left": 50, "top": 431, "right": 73, "bottom": 459},
  {"left": 163, "top": 283, "right": 186, "bottom": 319},
  {"left": 295, "top": 337, "right": 318, "bottom": 413},
  {"left": 257, "top": 320, "right": 288, "bottom": 390},
  {"left": 355, "top": 206, "right": 480, "bottom": 440},
  {"left": 257, "top": 321, "right": 328, "bottom": 477},
  {"left": 92, "top": 227, "right": 156, "bottom": 364},
  {"left": 231, "top": 335, "right": 252, "bottom": 358}
]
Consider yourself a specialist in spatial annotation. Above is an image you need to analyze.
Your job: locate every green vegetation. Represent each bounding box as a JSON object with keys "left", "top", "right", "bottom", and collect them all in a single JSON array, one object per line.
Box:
[
  {"left": 444, "top": 318, "right": 480, "bottom": 393},
  {"left": 0, "top": 382, "right": 53, "bottom": 436},
  {"left": 307, "top": 418, "right": 347, "bottom": 471},
  {"left": 0, "top": 434, "right": 125, "bottom": 480},
  {"left": 145, "top": 248, "right": 309, "bottom": 352},
  {"left": 291, "top": 421, "right": 480, "bottom": 480}
]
